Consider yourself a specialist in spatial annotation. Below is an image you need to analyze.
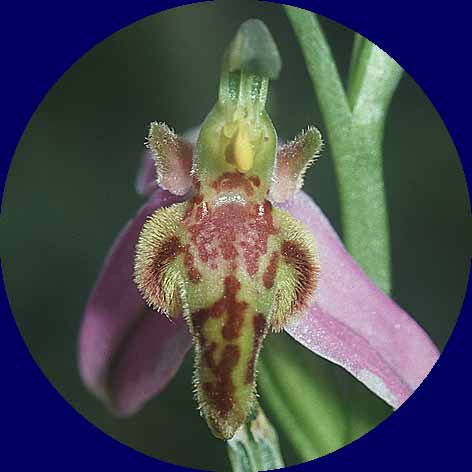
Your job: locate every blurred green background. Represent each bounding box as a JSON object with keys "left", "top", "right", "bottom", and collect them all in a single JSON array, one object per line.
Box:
[{"left": 1, "top": 1, "right": 470, "bottom": 470}]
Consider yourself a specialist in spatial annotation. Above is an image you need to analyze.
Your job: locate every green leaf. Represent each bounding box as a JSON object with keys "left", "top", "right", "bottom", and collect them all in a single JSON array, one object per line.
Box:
[
  {"left": 259, "top": 335, "right": 349, "bottom": 463},
  {"left": 227, "top": 404, "right": 285, "bottom": 472}
]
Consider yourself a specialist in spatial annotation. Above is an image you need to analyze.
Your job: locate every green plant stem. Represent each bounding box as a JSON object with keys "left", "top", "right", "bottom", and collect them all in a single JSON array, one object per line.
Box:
[
  {"left": 285, "top": 6, "right": 402, "bottom": 294},
  {"left": 227, "top": 403, "right": 285, "bottom": 471},
  {"left": 347, "top": 33, "right": 364, "bottom": 91}
]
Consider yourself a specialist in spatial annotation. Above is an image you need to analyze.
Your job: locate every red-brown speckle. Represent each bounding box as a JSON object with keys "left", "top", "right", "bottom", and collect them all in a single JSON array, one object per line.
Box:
[
  {"left": 192, "top": 276, "right": 248, "bottom": 415},
  {"left": 250, "top": 176, "right": 261, "bottom": 187},
  {"left": 202, "top": 344, "right": 241, "bottom": 415},
  {"left": 187, "top": 200, "right": 277, "bottom": 276},
  {"left": 192, "top": 275, "right": 247, "bottom": 341},
  {"left": 203, "top": 342, "right": 217, "bottom": 370},
  {"left": 211, "top": 172, "right": 254, "bottom": 196},
  {"left": 195, "top": 203, "right": 204, "bottom": 221},
  {"left": 245, "top": 313, "right": 267, "bottom": 384},
  {"left": 263, "top": 251, "right": 279, "bottom": 289},
  {"left": 183, "top": 244, "right": 201, "bottom": 283},
  {"left": 193, "top": 178, "right": 201, "bottom": 194},
  {"left": 184, "top": 191, "right": 204, "bottom": 220}
]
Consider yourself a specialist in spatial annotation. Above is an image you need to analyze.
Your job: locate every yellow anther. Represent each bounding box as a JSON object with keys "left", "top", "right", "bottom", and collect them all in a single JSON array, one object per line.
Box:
[{"left": 233, "top": 124, "right": 253, "bottom": 173}]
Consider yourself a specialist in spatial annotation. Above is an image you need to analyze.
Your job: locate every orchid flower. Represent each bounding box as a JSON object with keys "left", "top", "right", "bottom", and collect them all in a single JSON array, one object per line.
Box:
[{"left": 79, "top": 18, "right": 439, "bottom": 452}]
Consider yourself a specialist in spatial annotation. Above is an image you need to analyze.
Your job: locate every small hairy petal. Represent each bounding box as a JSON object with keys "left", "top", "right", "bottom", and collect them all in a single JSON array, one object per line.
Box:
[
  {"left": 282, "top": 192, "right": 439, "bottom": 408},
  {"left": 146, "top": 122, "right": 193, "bottom": 196},
  {"left": 135, "top": 126, "right": 201, "bottom": 197},
  {"left": 78, "top": 188, "right": 192, "bottom": 415},
  {"left": 270, "top": 126, "right": 322, "bottom": 203}
]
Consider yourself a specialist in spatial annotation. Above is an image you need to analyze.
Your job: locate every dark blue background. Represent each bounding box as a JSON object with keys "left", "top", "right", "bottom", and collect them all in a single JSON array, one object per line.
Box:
[{"left": 0, "top": 0, "right": 470, "bottom": 470}]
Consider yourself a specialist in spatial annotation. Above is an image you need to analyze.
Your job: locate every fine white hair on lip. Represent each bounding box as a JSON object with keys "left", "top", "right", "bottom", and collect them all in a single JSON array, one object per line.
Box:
[{"left": 213, "top": 194, "right": 247, "bottom": 206}]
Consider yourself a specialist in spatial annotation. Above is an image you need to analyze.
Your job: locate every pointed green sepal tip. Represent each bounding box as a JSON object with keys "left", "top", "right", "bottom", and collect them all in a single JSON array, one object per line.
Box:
[{"left": 227, "top": 19, "right": 282, "bottom": 80}]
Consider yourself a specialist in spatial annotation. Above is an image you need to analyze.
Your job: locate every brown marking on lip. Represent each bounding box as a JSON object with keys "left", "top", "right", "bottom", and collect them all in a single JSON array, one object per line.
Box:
[
  {"left": 187, "top": 200, "right": 278, "bottom": 276},
  {"left": 202, "top": 344, "right": 241, "bottom": 416},
  {"left": 245, "top": 313, "right": 267, "bottom": 384},
  {"left": 211, "top": 172, "right": 254, "bottom": 196},
  {"left": 282, "top": 240, "right": 318, "bottom": 312},
  {"left": 192, "top": 275, "right": 250, "bottom": 416},
  {"left": 195, "top": 203, "right": 204, "bottom": 221},
  {"left": 241, "top": 200, "right": 277, "bottom": 276},
  {"left": 262, "top": 200, "right": 274, "bottom": 227},
  {"left": 139, "top": 235, "right": 182, "bottom": 308},
  {"left": 184, "top": 198, "right": 196, "bottom": 220},
  {"left": 203, "top": 342, "right": 217, "bottom": 370},
  {"left": 250, "top": 175, "right": 261, "bottom": 187},
  {"left": 184, "top": 192, "right": 204, "bottom": 220},
  {"left": 182, "top": 244, "right": 201, "bottom": 283},
  {"left": 193, "top": 178, "right": 201, "bottom": 194},
  {"left": 156, "top": 235, "right": 181, "bottom": 263},
  {"left": 263, "top": 251, "right": 279, "bottom": 289},
  {"left": 192, "top": 275, "right": 247, "bottom": 341}
]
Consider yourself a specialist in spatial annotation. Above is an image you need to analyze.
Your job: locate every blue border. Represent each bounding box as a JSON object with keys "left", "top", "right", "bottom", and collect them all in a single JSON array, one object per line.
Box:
[{"left": 1, "top": 1, "right": 470, "bottom": 470}]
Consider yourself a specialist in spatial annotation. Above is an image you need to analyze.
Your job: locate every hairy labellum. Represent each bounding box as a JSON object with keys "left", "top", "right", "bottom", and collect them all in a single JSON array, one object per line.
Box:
[{"left": 134, "top": 19, "right": 321, "bottom": 439}]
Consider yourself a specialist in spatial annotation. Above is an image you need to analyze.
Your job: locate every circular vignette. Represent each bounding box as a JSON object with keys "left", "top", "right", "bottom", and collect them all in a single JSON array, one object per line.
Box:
[{"left": 0, "top": 1, "right": 471, "bottom": 472}]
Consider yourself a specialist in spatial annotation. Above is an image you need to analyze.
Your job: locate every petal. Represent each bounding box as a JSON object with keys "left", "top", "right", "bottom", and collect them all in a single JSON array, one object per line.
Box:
[
  {"left": 78, "top": 188, "right": 192, "bottom": 415},
  {"left": 146, "top": 122, "right": 193, "bottom": 196},
  {"left": 135, "top": 126, "right": 201, "bottom": 197},
  {"left": 135, "top": 149, "right": 156, "bottom": 197},
  {"left": 107, "top": 309, "right": 190, "bottom": 415},
  {"left": 270, "top": 126, "right": 322, "bottom": 203},
  {"left": 281, "top": 192, "right": 439, "bottom": 408}
]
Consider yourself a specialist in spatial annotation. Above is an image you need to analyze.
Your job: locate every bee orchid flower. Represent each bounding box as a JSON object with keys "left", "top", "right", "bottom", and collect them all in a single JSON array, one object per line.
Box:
[{"left": 78, "top": 20, "right": 439, "bottom": 442}]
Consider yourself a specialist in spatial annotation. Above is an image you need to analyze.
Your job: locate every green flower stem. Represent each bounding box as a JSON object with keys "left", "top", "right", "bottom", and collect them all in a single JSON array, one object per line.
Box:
[
  {"left": 227, "top": 403, "right": 285, "bottom": 472},
  {"left": 347, "top": 33, "right": 364, "bottom": 91},
  {"left": 285, "top": 6, "right": 402, "bottom": 294}
]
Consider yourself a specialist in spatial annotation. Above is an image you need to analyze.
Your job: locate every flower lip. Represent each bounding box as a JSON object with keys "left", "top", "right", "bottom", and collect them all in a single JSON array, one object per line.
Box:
[{"left": 81, "top": 127, "right": 439, "bottom": 420}]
